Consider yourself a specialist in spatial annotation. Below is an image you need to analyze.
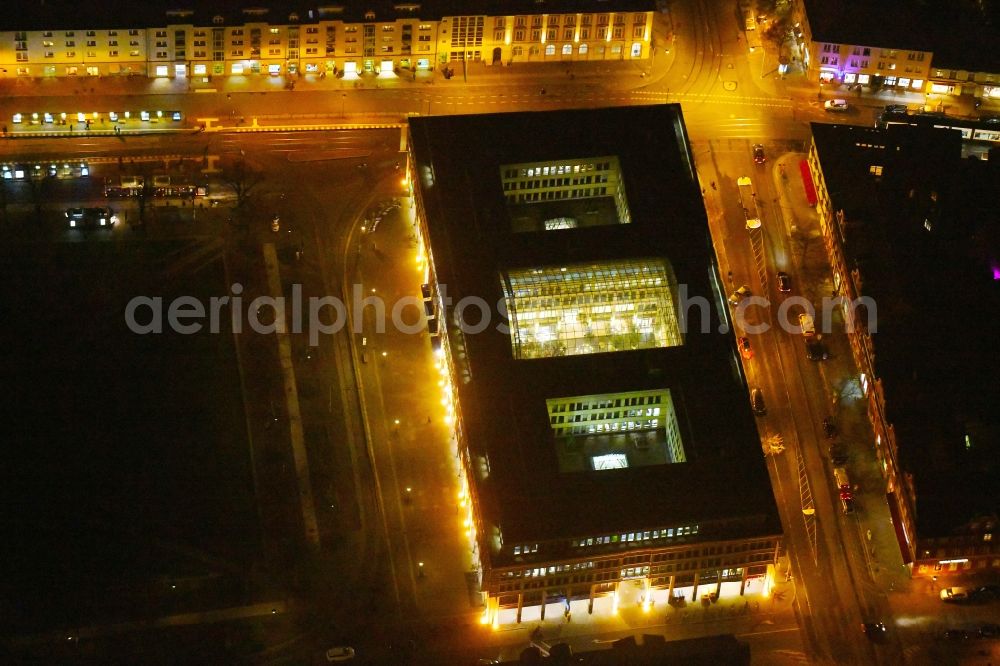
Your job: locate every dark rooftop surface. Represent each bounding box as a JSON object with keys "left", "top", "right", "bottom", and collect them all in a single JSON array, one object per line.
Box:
[
  {"left": 2, "top": 0, "right": 655, "bottom": 30},
  {"left": 810, "top": 122, "right": 1000, "bottom": 538},
  {"left": 409, "top": 106, "right": 781, "bottom": 553},
  {"left": 803, "top": 0, "right": 1000, "bottom": 72}
]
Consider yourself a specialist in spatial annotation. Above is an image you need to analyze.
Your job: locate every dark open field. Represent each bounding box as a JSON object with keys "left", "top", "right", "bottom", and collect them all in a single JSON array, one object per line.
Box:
[{"left": 0, "top": 237, "right": 259, "bottom": 635}]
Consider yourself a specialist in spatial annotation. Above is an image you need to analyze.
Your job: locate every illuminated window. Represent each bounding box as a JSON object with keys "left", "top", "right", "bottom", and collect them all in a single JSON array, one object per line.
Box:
[
  {"left": 155, "top": 65, "right": 169, "bottom": 77},
  {"left": 500, "top": 156, "right": 631, "bottom": 231},
  {"left": 545, "top": 44, "right": 555, "bottom": 55},
  {"left": 562, "top": 44, "right": 572, "bottom": 55},
  {"left": 502, "top": 259, "right": 682, "bottom": 359}
]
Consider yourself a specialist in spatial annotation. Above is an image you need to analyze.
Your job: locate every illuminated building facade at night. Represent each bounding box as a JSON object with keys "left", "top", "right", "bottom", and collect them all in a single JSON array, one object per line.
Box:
[
  {"left": 790, "top": 0, "right": 1000, "bottom": 106},
  {"left": 407, "top": 106, "right": 783, "bottom": 624},
  {"left": 0, "top": 1, "right": 654, "bottom": 80}
]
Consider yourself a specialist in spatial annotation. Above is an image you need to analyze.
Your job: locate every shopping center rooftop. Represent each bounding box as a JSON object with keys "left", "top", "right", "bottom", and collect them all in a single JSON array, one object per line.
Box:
[{"left": 409, "top": 106, "right": 780, "bottom": 559}]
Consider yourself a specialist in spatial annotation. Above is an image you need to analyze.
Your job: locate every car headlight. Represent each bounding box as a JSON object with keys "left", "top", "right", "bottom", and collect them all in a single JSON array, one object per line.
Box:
[{"left": 70, "top": 220, "right": 76, "bottom": 227}]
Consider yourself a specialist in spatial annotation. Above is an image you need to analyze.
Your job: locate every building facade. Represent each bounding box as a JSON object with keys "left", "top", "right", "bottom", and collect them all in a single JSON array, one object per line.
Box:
[
  {"left": 0, "top": 2, "right": 653, "bottom": 80},
  {"left": 807, "top": 122, "right": 1000, "bottom": 575},
  {"left": 792, "top": 0, "right": 1000, "bottom": 106},
  {"left": 407, "top": 106, "right": 783, "bottom": 625}
]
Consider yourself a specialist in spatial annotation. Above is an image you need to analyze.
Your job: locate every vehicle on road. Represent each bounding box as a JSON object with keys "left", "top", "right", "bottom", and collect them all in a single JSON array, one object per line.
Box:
[
  {"left": 883, "top": 104, "right": 908, "bottom": 114},
  {"left": 728, "top": 285, "right": 752, "bottom": 305},
  {"left": 752, "top": 144, "right": 766, "bottom": 165},
  {"left": 940, "top": 587, "right": 970, "bottom": 602},
  {"left": 974, "top": 584, "right": 1000, "bottom": 601},
  {"left": 943, "top": 629, "right": 970, "bottom": 640},
  {"left": 829, "top": 444, "right": 849, "bottom": 465},
  {"left": 863, "top": 622, "right": 887, "bottom": 642},
  {"left": 979, "top": 623, "right": 1000, "bottom": 638},
  {"left": 798, "top": 312, "right": 816, "bottom": 336},
  {"left": 806, "top": 337, "right": 829, "bottom": 361},
  {"left": 834, "top": 466, "right": 854, "bottom": 513},
  {"left": 738, "top": 336, "right": 753, "bottom": 360},
  {"left": 824, "top": 99, "right": 850, "bottom": 112},
  {"left": 736, "top": 176, "right": 761, "bottom": 229},
  {"left": 65, "top": 206, "right": 117, "bottom": 229},
  {"left": 822, "top": 417, "right": 837, "bottom": 438},
  {"left": 326, "top": 646, "right": 355, "bottom": 662},
  {"left": 751, "top": 388, "right": 766, "bottom": 416},
  {"left": 776, "top": 271, "right": 791, "bottom": 293}
]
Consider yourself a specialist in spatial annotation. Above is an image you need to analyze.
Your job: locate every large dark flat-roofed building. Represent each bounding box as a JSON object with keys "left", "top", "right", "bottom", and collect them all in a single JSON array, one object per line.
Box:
[
  {"left": 408, "top": 105, "right": 782, "bottom": 624},
  {"left": 808, "top": 122, "right": 1000, "bottom": 575}
]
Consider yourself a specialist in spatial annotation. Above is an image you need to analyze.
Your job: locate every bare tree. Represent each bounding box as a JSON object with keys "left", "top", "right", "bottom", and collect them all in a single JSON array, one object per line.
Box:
[
  {"left": 223, "top": 156, "right": 264, "bottom": 210},
  {"left": 23, "top": 172, "right": 55, "bottom": 220}
]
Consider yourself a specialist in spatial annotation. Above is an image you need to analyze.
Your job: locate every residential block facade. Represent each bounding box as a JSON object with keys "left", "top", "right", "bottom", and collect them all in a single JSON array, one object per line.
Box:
[
  {"left": 792, "top": 0, "right": 1000, "bottom": 104},
  {"left": 0, "top": 2, "right": 654, "bottom": 80}
]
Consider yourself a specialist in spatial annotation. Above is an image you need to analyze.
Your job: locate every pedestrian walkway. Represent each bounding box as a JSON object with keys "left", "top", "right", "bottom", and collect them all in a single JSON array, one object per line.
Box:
[
  {"left": 0, "top": 57, "right": 662, "bottom": 101},
  {"left": 772, "top": 151, "right": 909, "bottom": 601}
]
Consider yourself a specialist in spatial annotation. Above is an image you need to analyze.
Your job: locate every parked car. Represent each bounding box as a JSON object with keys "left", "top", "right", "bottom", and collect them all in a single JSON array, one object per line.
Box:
[
  {"left": 776, "top": 271, "right": 791, "bottom": 293},
  {"left": 65, "top": 206, "right": 117, "bottom": 229},
  {"left": 326, "top": 646, "right": 355, "bottom": 662},
  {"left": 738, "top": 336, "right": 753, "bottom": 360},
  {"left": 975, "top": 584, "right": 1000, "bottom": 600},
  {"left": 940, "top": 587, "right": 970, "bottom": 602},
  {"left": 862, "top": 622, "right": 887, "bottom": 642},
  {"left": 806, "top": 337, "right": 829, "bottom": 361},
  {"left": 729, "top": 285, "right": 752, "bottom": 306},
  {"left": 883, "top": 104, "right": 908, "bottom": 113},
  {"left": 829, "top": 444, "right": 849, "bottom": 466},
  {"left": 979, "top": 623, "right": 1000, "bottom": 638},
  {"left": 798, "top": 312, "right": 816, "bottom": 336},
  {"left": 751, "top": 388, "right": 766, "bottom": 416},
  {"left": 752, "top": 144, "right": 766, "bottom": 165},
  {"left": 943, "top": 629, "right": 970, "bottom": 640},
  {"left": 824, "top": 99, "right": 850, "bottom": 112}
]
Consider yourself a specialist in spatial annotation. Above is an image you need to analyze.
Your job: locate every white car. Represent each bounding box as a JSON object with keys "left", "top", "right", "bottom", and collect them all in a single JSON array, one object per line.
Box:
[
  {"left": 824, "top": 99, "right": 849, "bottom": 112},
  {"left": 940, "top": 587, "right": 969, "bottom": 602},
  {"left": 326, "top": 646, "right": 355, "bottom": 662},
  {"left": 798, "top": 313, "right": 816, "bottom": 337}
]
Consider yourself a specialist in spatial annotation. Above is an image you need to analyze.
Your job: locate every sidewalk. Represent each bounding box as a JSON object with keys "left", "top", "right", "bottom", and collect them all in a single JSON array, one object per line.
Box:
[
  {"left": 772, "top": 151, "right": 909, "bottom": 601},
  {"left": 0, "top": 55, "right": 665, "bottom": 101}
]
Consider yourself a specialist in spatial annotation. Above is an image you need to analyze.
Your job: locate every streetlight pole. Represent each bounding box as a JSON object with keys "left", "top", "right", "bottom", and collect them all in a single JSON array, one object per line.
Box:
[{"left": 341, "top": 93, "right": 346, "bottom": 117}]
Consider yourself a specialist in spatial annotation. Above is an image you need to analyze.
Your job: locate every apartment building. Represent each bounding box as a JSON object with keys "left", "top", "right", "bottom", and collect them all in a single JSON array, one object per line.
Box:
[
  {"left": 793, "top": 0, "right": 1000, "bottom": 105},
  {"left": 407, "top": 105, "right": 782, "bottom": 624},
  {"left": 0, "top": 1, "right": 653, "bottom": 80},
  {"left": 806, "top": 122, "right": 1000, "bottom": 573},
  {"left": 792, "top": 0, "right": 932, "bottom": 94}
]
